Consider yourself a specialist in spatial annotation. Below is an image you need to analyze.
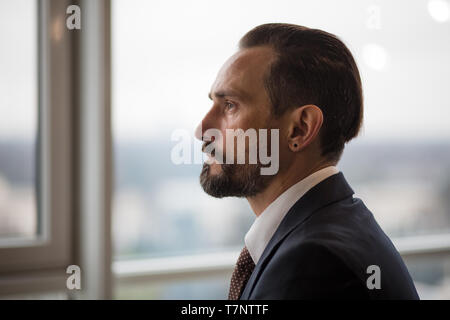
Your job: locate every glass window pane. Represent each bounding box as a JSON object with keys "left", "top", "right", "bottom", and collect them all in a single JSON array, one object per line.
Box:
[
  {"left": 0, "top": 0, "right": 38, "bottom": 240},
  {"left": 112, "top": 0, "right": 450, "bottom": 261},
  {"left": 406, "top": 254, "right": 450, "bottom": 300}
]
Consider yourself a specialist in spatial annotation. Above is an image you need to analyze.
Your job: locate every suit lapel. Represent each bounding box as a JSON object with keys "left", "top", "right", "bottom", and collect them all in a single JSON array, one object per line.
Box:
[{"left": 240, "top": 172, "right": 354, "bottom": 299}]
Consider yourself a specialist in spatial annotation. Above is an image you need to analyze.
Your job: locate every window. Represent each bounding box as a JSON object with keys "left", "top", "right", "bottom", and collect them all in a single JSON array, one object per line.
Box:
[
  {"left": 0, "top": 0, "right": 73, "bottom": 296},
  {"left": 112, "top": 0, "right": 450, "bottom": 299}
]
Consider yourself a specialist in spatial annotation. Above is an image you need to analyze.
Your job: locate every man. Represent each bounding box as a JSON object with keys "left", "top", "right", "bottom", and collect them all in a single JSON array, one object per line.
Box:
[{"left": 195, "top": 23, "right": 419, "bottom": 300}]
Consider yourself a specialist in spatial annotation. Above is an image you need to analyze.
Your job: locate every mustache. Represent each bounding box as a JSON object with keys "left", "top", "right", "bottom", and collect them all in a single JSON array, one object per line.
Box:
[
  {"left": 202, "top": 141, "right": 216, "bottom": 157},
  {"left": 201, "top": 141, "right": 210, "bottom": 153}
]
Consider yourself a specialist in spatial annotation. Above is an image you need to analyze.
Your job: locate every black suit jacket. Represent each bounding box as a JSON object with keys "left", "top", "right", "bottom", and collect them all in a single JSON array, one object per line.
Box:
[{"left": 240, "top": 172, "right": 419, "bottom": 300}]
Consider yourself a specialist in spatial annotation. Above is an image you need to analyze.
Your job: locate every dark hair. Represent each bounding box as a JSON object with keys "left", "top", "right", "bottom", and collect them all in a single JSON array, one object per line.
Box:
[{"left": 239, "top": 23, "right": 363, "bottom": 162}]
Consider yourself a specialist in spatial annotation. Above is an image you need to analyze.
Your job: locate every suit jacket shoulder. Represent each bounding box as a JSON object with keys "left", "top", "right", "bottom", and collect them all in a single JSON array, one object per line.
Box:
[
  {"left": 251, "top": 239, "right": 369, "bottom": 299},
  {"left": 240, "top": 173, "right": 420, "bottom": 300}
]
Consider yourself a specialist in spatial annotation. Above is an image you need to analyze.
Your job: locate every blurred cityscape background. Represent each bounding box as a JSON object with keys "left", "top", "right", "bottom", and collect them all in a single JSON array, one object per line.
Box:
[{"left": 2, "top": 138, "right": 450, "bottom": 298}]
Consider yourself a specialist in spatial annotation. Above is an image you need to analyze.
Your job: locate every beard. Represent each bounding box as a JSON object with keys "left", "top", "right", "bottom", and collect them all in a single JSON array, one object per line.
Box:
[{"left": 199, "top": 161, "right": 273, "bottom": 198}]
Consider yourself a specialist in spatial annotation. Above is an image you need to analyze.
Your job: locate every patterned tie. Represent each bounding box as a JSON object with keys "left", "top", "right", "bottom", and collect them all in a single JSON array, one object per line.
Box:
[{"left": 228, "top": 246, "right": 256, "bottom": 300}]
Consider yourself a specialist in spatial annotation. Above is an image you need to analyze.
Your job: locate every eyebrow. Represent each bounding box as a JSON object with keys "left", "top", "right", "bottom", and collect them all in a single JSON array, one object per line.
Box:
[{"left": 208, "top": 90, "right": 243, "bottom": 101}]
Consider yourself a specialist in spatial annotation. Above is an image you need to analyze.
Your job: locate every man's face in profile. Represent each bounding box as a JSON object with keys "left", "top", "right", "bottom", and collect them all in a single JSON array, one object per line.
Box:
[{"left": 196, "top": 46, "right": 279, "bottom": 198}]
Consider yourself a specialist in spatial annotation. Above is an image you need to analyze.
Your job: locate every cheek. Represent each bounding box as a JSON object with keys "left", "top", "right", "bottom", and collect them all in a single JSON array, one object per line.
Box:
[
  {"left": 234, "top": 111, "right": 267, "bottom": 132},
  {"left": 219, "top": 106, "right": 271, "bottom": 152}
]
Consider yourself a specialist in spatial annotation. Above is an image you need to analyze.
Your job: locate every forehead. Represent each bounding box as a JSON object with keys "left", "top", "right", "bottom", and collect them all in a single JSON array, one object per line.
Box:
[{"left": 210, "top": 46, "right": 275, "bottom": 101}]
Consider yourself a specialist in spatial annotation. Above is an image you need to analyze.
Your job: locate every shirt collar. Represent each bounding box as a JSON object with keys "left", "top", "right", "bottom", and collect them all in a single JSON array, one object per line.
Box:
[{"left": 244, "top": 166, "right": 339, "bottom": 264}]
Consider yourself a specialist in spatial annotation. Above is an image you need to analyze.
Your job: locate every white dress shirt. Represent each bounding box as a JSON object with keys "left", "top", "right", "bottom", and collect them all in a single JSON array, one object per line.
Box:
[{"left": 244, "top": 166, "right": 339, "bottom": 264}]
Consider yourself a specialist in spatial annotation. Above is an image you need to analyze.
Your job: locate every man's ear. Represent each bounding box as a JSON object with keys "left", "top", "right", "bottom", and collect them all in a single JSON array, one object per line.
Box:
[{"left": 287, "top": 104, "right": 323, "bottom": 152}]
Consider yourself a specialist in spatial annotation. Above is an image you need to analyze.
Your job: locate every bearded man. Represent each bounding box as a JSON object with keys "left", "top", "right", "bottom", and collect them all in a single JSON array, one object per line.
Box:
[{"left": 196, "top": 23, "right": 419, "bottom": 300}]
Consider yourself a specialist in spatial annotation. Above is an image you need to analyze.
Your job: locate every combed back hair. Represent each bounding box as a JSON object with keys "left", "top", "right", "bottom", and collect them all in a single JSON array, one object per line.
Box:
[{"left": 239, "top": 23, "right": 363, "bottom": 162}]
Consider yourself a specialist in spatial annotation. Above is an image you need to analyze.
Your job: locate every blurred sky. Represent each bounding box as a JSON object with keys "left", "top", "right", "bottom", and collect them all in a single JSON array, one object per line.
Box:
[{"left": 111, "top": 0, "right": 450, "bottom": 142}]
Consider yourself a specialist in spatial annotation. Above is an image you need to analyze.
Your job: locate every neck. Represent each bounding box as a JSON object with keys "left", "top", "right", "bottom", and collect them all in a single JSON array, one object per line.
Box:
[{"left": 247, "top": 157, "right": 334, "bottom": 216}]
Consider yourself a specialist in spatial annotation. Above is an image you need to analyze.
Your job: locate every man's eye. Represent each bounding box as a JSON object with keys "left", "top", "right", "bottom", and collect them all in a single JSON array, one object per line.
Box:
[{"left": 225, "top": 102, "right": 235, "bottom": 110}]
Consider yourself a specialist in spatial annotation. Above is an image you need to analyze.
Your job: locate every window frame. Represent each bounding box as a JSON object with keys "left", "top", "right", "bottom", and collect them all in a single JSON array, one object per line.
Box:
[
  {"left": 0, "top": 0, "right": 113, "bottom": 299},
  {"left": 0, "top": 0, "right": 73, "bottom": 271}
]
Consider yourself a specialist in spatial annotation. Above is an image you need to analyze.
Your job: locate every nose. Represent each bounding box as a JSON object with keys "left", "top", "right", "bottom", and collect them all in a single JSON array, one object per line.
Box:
[
  {"left": 194, "top": 121, "right": 203, "bottom": 141},
  {"left": 195, "top": 121, "right": 217, "bottom": 144},
  {"left": 195, "top": 107, "right": 217, "bottom": 142}
]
